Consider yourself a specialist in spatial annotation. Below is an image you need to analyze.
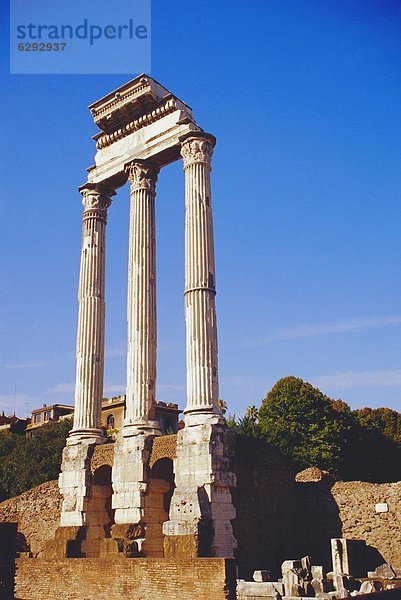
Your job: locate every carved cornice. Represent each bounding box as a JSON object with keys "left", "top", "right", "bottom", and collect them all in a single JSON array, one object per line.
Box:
[
  {"left": 90, "top": 79, "right": 150, "bottom": 121},
  {"left": 96, "top": 98, "right": 180, "bottom": 150},
  {"left": 125, "top": 161, "right": 159, "bottom": 194},
  {"left": 80, "top": 183, "right": 115, "bottom": 213},
  {"left": 180, "top": 134, "right": 215, "bottom": 169}
]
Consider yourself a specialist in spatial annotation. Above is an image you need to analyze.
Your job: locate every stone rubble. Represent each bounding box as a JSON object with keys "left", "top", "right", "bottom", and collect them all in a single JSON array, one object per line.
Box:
[{"left": 237, "top": 539, "right": 400, "bottom": 599}]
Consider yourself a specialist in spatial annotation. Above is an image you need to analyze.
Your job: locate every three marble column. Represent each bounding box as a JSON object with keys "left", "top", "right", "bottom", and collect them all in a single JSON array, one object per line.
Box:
[
  {"left": 62, "top": 133, "right": 235, "bottom": 554},
  {"left": 70, "top": 133, "right": 222, "bottom": 440}
]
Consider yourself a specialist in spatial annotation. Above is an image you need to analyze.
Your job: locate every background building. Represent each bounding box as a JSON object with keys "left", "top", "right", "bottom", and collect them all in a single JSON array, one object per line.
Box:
[{"left": 27, "top": 397, "right": 181, "bottom": 436}]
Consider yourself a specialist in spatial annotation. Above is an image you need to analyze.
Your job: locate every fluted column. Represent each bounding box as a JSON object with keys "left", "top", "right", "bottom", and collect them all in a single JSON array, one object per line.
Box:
[
  {"left": 124, "top": 160, "right": 160, "bottom": 436},
  {"left": 69, "top": 183, "right": 114, "bottom": 443},
  {"left": 181, "top": 133, "right": 222, "bottom": 423}
]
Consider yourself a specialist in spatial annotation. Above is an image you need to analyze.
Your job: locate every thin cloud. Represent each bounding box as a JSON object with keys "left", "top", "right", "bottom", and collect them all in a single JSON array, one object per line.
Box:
[
  {"left": 46, "top": 383, "right": 75, "bottom": 394},
  {"left": 4, "top": 361, "right": 49, "bottom": 369},
  {"left": 313, "top": 369, "right": 401, "bottom": 390},
  {"left": 0, "top": 393, "right": 31, "bottom": 414},
  {"left": 104, "top": 384, "right": 125, "bottom": 394},
  {"left": 250, "top": 315, "right": 401, "bottom": 346},
  {"left": 220, "top": 375, "right": 268, "bottom": 388}
]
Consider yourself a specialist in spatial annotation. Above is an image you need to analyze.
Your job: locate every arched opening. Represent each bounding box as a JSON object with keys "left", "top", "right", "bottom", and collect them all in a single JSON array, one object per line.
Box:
[
  {"left": 143, "top": 458, "right": 175, "bottom": 557},
  {"left": 82, "top": 464, "right": 114, "bottom": 558},
  {"left": 106, "top": 413, "right": 115, "bottom": 430}
]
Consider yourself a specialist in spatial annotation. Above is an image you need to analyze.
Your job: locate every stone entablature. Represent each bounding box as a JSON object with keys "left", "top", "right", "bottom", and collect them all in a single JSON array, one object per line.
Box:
[{"left": 86, "top": 75, "right": 200, "bottom": 186}]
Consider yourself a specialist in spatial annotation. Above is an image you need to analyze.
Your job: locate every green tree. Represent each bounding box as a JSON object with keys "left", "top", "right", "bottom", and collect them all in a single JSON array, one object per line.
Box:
[
  {"left": 353, "top": 407, "right": 401, "bottom": 444},
  {"left": 244, "top": 405, "right": 259, "bottom": 421},
  {"left": 235, "top": 415, "right": 263, "bottom": 438},
  {"left": 258, "top": 376, "right": 352, "bottom": 475},
  {"left": 342, "top": 408, "right": 401, "bottom": 482},
  {"left": 0, "top": 418, "right": 72, "bottom": 502}
]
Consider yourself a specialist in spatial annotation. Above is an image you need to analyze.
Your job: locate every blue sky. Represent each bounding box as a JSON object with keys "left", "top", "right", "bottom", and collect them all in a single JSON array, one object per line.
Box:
[{"left": 1, "top": 0, "right": 401, "bottom": 418}]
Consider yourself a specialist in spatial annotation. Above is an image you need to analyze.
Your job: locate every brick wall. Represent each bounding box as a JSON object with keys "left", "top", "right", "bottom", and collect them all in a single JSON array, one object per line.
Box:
[
  {"left": 14, "top": 557, "right": 236, "bottom": 600},
  {"left": 295, "top": 471, "right": 401, "bottom": 570}
]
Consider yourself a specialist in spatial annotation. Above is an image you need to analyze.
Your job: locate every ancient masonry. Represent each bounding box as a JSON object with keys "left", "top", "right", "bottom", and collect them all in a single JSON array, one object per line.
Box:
[{"left": 56, "top": 75, "right": 237, "bottom": 559}]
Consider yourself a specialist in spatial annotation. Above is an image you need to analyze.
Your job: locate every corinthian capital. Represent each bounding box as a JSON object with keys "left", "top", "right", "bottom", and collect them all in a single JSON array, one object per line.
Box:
[
  {"left": 180, "top": 133, "right": 216, "bottom": 168},
  {"left": 125, "top": 161, "right": 159, "bottom": 194},
  {"left": 80, "top": 183, "right": 115, "bottom": 212}
]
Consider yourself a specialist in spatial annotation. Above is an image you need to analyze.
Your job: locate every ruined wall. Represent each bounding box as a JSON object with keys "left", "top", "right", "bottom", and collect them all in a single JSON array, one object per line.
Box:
[
  {"left": 14, "top": 557, "right": 236, "bottom": 600},
  {"left": 295, "top": 469, "right": 401, "bottom": 570},
  {"left": 231, "top": 435, "right": 296, "bottom": 579},
  {"left": 0, "top": 481, "right": 61, "bottom": 557},
  {"left": 2, "top": 447, "right": 401, "bottom": 581}
]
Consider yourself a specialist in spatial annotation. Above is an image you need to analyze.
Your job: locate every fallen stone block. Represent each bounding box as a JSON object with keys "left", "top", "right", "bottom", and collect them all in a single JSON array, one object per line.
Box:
[
  {"left": 359, "top": 580, "right": 383, "bottom": 594},
  {"left": 312, "top": 577, "right": 332, "bottom": 595},
  {"left": 236, "top": 580, "right": 283, "bottom": 599},
  {"left": 282, "top": 560, "right": 302, "bottom": 575},
  {"left": 373, "top": 563, "right": 397, "bottom": 580},
  {"left": 312, "top": 565, "right": 325, "bottom": 580},
  {"left": 301, "top": 555, "right": 312, "bottom": 578}
]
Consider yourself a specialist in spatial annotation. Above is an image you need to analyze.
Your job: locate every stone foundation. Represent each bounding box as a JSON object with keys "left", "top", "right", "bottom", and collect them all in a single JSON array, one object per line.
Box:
[
  {"left": 163, "top": 419, "right": 237, "bottom": 558},
  {"left": 58, "top": 441, "right": 97, "bottom": 527}
]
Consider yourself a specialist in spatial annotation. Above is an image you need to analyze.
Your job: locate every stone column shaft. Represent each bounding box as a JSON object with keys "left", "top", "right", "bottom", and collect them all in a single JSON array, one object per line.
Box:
[
  {"left": 124, "top": 161, "right": 159, "bottom": 435},
  {"left": 181, "top": 134, "right": 220, "bottom": 420},
  {"left": 70, "top": 183, "right": 114, "bottom": 442}
]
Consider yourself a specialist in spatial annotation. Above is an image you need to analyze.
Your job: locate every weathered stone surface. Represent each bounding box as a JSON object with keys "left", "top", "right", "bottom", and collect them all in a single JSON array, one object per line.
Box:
[
  {"left": 332, "top": 538, "right": 351, "bottom": 575},
  {"left": 282, "top": 560, "right": 302, "bottom": 575},
  {"left": 0, "top": 481, "right": 61, "bottom": 557},
  {"left": 359, "top": 580, "right": 383, "bottom": 593},
  {"left": 373, "top": 563, "right": 397, "bottom": 579},
  {"left": 237, "top": 580, "right": 284, "bottom": 599},
  {"left": 295, "top": 476, "right": 401, "bottom": 570},
  {"left": 59, "top": 441, "right": 98, "bottom": 527},
  {"left": 253, "top": 570, "right": 270, "bottom": 582},
  {"left": 312, "top": 566, "right": 325, "bottom": 580},
  {"left": 44, "top": 526, "right": 86, "bottom": 558},
  {"left": 301, "top": 555, "right": 312, "bottom": 578},
  {"left": 164, "top": 418, "right": 237, "bottom": 558}
]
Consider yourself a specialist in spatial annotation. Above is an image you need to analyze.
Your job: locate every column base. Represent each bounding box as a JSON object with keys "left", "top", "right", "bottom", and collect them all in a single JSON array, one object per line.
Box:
[
  {"left": 122, "top": 420, "right": 161, "bottom": 438},
  {"left": 67, "top": 428, "right": 105, "bottom": 445},
  {"left": 184, "top": 409, "right": 226, "bottom": 427}
]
